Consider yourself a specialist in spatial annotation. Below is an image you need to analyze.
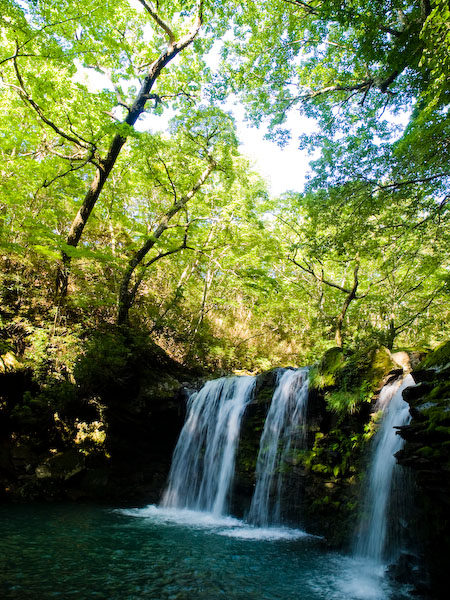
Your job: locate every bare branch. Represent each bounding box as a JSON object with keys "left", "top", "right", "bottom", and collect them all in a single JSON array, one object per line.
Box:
[
  {"left": 394, "top": 286, "right": 444, "bottom": 334},
  {"left": 289, "top": 256, "right": 354, "bottom": 294},
  {"left": 41, "top": 159, "right": 92, "bottom": 188},
  {"left": 303, "top": 80, "right": 373, "bottom": 101},
  {"left": 0, "top": 9, "right": 101, "bottom": 66},
  {"left": 103, "top": 110, "right": 121, "bottom": 122},
  {"left": 173, "top": 0, "right": 204, "bottom": 52},
  {"left": 143, "top": 243, "right": 189, "bottom": 269},
  {"left": 157, "top": 154, "right": 178, "bottom": 202},
  {"left": 379, "top": 26, "right": 402, "bottom": 37}
]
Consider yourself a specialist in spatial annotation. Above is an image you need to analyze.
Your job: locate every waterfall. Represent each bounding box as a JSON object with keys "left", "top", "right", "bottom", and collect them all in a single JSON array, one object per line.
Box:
[
  {"left": 247, "top": 368, "right": 309, "bottom": 526},
  {"left": 355, "top": 373, "right": 415, "bottom": 563},
  {"left": 161, "top": 375, "right": 256, "bottom": 516}
]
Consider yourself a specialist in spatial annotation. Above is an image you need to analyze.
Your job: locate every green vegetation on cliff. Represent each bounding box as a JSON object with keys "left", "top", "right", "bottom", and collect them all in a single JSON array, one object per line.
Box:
[{"left": 0, "top": 0, "right": 449, "bottom": 374}]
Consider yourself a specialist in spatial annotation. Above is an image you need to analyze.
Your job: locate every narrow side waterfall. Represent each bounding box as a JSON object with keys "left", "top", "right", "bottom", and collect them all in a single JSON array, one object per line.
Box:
[
  {"left": 355, "top": 373, "right": 415, "bottom": 563},
  {"left": 161, "top": 375, "right": 256, "bottom": 516},
  {"left": 248, "top": 368, "right": 309, "bottom": 526}
]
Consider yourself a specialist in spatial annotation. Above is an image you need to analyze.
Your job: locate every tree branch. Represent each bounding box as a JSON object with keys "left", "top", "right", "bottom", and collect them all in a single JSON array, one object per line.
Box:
[
  {"left": 302, "top": 80, "right": 373, "bottom": 101},
  {"left": 157, "top": 154, "right": 178, "bottom": 202},
  {"left": 137, "top": 0, "right": 176, "bottom": 44},
  {"left": 41, "top": 159, "right": 92, "bottom": 188},
  {"left": 394, "top": 287, "right": 444, "bottom": 334},
  {"left": 374, "top": 173, "right": 447, "bottom": 192},
  {"left": 57, "top": 0, "right": 205, "bottom": 299},
  {"left": 0, "top": 9, "right": 101, "bottom": 66},
  {"left": 10, "top": 53, "right": 91, "bottom": 151},
  {"left": 335, "top": 262, "right": 359, "bottom": 347},
  {"left": 282, "top": 0, "right": 319, "bottom": 15},
  {"left": 117, "top": 154, "right": 215, "bottom": 324},
  {"left": 289, "top": 256, "right": 354, "bottom": 294}
]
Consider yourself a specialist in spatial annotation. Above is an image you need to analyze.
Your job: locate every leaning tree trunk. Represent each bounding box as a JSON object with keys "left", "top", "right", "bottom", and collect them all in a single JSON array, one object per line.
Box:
[
  {"left": 334, "top": 263, "right": 359, "bottom": 348},
  {"left": 116, "top": 160, "right": 215, "bottom": 325},
  {"left": 55, "top": 4, "right": 204, "bottom": 298}
]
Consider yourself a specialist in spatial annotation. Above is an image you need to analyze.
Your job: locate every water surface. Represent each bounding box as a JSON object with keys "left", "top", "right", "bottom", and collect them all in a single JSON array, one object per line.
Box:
[{"left": 0, "top": 503, "right": 413, "bottom": 599}]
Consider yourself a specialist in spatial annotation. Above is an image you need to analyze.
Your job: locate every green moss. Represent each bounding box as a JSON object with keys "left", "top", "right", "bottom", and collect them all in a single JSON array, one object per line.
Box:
[
  {"left": 325, "top": 387, "right": 370, "bottom": 414},
  {"left": 309, "top": 347, "right": 344, "bottom": 389},
  {"left": 435, "top": 425, "right": 450, "bottom": 435},
  {"left": 419, "top": 341, "right": 450, "bottom": 370},
  {"left": 418, "top": 446, "right": 437, "bottom": 458},
  {"left": 427, "top": 381, "right": 450, "bottom": 401},
  {"left": 370, "top": 347, "right": 398, "bottom": 383},
  {"left": 324, "top": 346, "right": 398, "bottom": 415}
]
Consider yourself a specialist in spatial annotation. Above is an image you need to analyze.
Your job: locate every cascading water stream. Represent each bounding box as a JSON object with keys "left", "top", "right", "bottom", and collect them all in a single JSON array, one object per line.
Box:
[
  {"left": 354, "top": 373, "right": 415, "bottom": 563},
  {"left": 161, "top": 368, "right": 310, "bottom": 528},
  {"left": 161, "top": 375, "right": 256, "bottom": 516},
  {"left": 248, "top": 368, "right": 309, "bottom": 526}
]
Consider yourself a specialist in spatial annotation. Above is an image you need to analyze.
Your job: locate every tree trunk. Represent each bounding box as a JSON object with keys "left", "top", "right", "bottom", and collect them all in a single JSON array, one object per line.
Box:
[
  {"left": 55, "top": 9, "right": 204, "bottom": 298},
  {"left": 116, "top": 161, "right": 214, "bottom": 325},
  {"left": 150, "top": 225, "right": 216, "bottom": 332},
  {"left": 334, "top": 263, "right": 359, "bottom": 348},
  {"left": 385, "top": 318, "right": 396, "bottom": 350}
]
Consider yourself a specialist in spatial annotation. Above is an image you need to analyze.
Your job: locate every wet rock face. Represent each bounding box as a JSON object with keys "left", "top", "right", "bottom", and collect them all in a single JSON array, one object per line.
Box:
[
  {"left": 231, "top": 370, "right": 277, "bottom": 516},
  {"left": 396, "top": 342, "right": 450, "bottom": 599},
  {"left": 0, "top": 351, "right": 194, "bottom": 504}
]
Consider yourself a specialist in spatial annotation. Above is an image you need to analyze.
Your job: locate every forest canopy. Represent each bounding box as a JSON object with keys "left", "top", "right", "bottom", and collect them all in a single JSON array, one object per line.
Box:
[{"left": 0, "top": 0, "right": 449, "bottom": 371}]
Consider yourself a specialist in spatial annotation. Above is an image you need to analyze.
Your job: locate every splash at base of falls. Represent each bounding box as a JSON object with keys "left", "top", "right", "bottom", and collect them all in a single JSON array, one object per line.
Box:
[{"left": 120, "top": 504, "right": 311, "bottom": 541}]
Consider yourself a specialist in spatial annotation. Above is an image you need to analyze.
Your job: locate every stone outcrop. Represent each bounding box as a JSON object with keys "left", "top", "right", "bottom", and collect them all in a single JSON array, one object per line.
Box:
[
  {"left": 0, "top": 333, "right": 198, "bottom": 504},
  {"left": 396, "top": 341, "right": 450, "bottom": 599}
]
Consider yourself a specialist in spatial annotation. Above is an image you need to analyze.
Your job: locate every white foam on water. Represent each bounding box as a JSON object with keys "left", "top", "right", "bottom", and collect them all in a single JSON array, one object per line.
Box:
[
  {"left": 218, "top": 525, "right": 309, "bottom": 541},
  {"left": 338, "top": 562, "right": 390, "bottom": 600},
  {"left": 325, "top": 555, "right": 413, "bottom": 600},
  {"left": 118, "top": 505, "right": 242, "bottom": 529},
  {"left": 118, "top": 505, "right": 312, "bottom": 541}
]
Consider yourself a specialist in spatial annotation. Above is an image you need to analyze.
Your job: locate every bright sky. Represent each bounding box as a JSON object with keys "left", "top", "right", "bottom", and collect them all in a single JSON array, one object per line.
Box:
[
  {"left": 134, "top": 101, "right": 317, "bottom": 197},
  {"left": 238, "top": 127, "right": 311, "bottom": 196},
  {"left": 74, "top": 62, "right": 314, "bottom": 197},
  {"left": 75, "top": 0, "right": 317, "bottom": 198},
  {"left": 229, "top": 104, "right": 317, "bottom": 197}
]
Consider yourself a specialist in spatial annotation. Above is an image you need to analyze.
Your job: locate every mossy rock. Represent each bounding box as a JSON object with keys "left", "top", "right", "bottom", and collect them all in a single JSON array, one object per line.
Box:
[
  {"left": 419, "top": 341, "right": 450, "bottom": 370},
  {"left": 369, "top": 347, "right": 398, "bottom": 384},
  {"left": 317, "top": 346, "right": 397, "bottom": 415},
  {"left": 253, "top": 369, "right": 278, "bottom": 404},
  {"left": 309, "top": 347, "right": 344, "bottom": 389},
  {"left": 35, "top": 449, "right": 85, "bottom": 481},
  {"left": 0, "top": 351, "right": 22, "bottom": 373},
  {"left": 321, "top": 347, "right": 344, "bottom": 373}
]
